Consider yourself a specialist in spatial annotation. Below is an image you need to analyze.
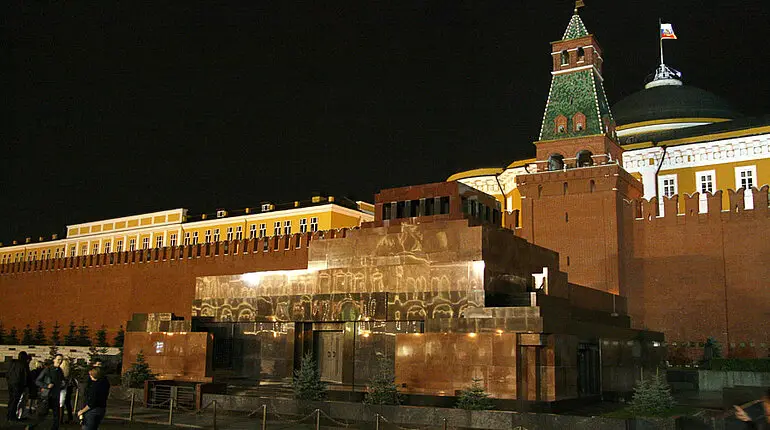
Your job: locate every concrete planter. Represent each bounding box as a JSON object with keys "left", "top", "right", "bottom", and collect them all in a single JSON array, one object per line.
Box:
[{"left": 699, "top": 370, "right": 770, "bottom": 391}]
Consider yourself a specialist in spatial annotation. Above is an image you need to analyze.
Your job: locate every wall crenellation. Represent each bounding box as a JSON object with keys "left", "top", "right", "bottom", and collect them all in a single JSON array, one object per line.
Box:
[
  {"left": 631, "top": 185, "right": 770, "bottom": 223},
  {"left": 0, "top": 229, "right": 350, "bottom": 276}
]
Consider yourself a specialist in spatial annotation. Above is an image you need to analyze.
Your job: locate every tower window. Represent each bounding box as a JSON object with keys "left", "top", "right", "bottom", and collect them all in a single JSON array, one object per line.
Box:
[
  {"left": 560, "top": 50, "right": 569, "bottom": 66},
  {"left": 577, "top": 47, "right": 585, "bottom": 62},
  {"left": 548, "top": 154, "right": 564, "bottom": 171},
  {"left": 572, "top": 112, "right": 586, "bottom": 133},
  {"left": 563, "top": 182, "right": 568, "bottom": 195},
  {"left": 554, "top": 115, "right": 568, "bottom": 134},
  {"left": 576, "top": 150, "right": 593, "bottom": 167},
  {"left": 590, "top": 180, "right": 596, "bottom": 193}
]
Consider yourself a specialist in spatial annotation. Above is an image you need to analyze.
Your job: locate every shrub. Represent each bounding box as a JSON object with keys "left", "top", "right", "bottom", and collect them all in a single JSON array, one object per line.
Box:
[
  {"left": 364, "top": 356, "right": 402, "bottom": 405},
  {"left": 21, "top": 325, "right": 34, "bottom": 345},
  {"left": 64, "top": 321, "right": 78, "bottom": 345},
  {"left": 711, "top": 358, "right": 770, "bottom": 372},
  {"left": 76, "top": 320, "right": 91, "bottom": 346},
  {"left": 629, "top": 372, "right": 675, "bottom": 416},
  {"left": 95, "top": 325, "right": 109, "bottom": 347},
  {"left": 34, "top": 321, "right": 47, "bottom": 345},
  {"left": 455, "top": 378, "right": 494, "bottom": 410},
  {"left": 50, "top": 321, "right": 61, "bottom": 345},
  {"left": 292, "top": 353, "right": 326, "bottom": 401},
  {"left": 113, "top": 325, "right": 125, "bottom": 348},
  {"left": 6, "top": 327, "right": 19, "bottom": 345},
  {"left": 122, "top": 350, "right": 156, "bottom": 388}
]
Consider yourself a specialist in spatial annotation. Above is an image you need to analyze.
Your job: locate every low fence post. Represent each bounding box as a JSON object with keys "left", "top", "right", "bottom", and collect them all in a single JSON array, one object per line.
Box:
[
  {"left": 443, "top": 417, "right": 447, "bottom": 430},
  {"left": 168, "top": 398, "right": 174, "bottom": 426},
  {"left": 213, "top": 399, "right": 217, "bottom": 430},
  {"left": 315, "top": 408, "right": 320, "bottom": 430},
  {"left": 261, "top": 404, "right": 267, "bottom": 430},
  {"left": 129, "top": 392, "right": 135, "bottom": 421},
  {"left": 376, "top": 413, "right": 380, "bottom": 430}
]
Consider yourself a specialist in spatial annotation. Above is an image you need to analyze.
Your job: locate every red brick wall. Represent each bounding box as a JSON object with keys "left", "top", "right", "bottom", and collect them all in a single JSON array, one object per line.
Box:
[
  {"left": 626, "top": 190, "right": 770, "bottom": 359},
  {"left": 0, "top": 237, "right": 311, "bottom": 341}
]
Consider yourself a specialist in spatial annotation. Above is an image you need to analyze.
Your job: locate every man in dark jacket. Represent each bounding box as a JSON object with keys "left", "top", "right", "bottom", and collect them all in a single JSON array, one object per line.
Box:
[
  {"left": 5, "top": 351, "right": 29, "bottom": 421},
  {"left": 77, "top": 367, "right": 110, "bottom": 430},
  {"left": 35, "top": 354, "right": 65, "bottom": 430}
]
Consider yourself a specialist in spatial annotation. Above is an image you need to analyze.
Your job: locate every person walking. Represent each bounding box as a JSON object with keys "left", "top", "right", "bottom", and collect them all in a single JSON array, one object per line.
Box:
[
  {"left": 77, "top": 367, "right": 110, "bottom": 430},
  {"left": 28, "top": 359, "right": 44, "bottom": 416},
  {"left": 35, "top": 354, "right": 65, "bottom": 430},
  {"left": 735, "top": 388, "right": 770, "bottom": 429},
  {"left": 5, "top": 351, "right": 29, "bottom": 422},
  {"left": 59, "top": 358, "right": 74, "bottom": 424}
]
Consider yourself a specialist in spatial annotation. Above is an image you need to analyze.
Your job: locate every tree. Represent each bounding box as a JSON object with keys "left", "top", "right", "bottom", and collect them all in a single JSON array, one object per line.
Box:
[
  {"left": 64, "top": 321, "right": 77, "bottom": 345},
  {"left": 0, "top": 321, "right": 5, "bottom": 344},
  {"left": 6, "top": 327, "right": 20, "bottom": 345},
  {"left": 122, "top": 350, "right": 156, "bottom": 388},
  {"left": 95, "top": 325, "right": 109, "bottom": 347},
  {"left": 33, "top": 321, "right": 47, "bottom": 345},
  {"left": 50, "top": 321, "right": 61, "bottom": 345},
  {"left": 629, "top": 372, "right": 675, "bottom": 416},
  {"left": 364, "top": 356, "right": 401, "bottom": 405},
  {"left": 292, "top": 353, "right": 326, "bottom": 401},
  {"left": 113, "top": 325, "right": 125, "bottom": 348},
  {"left": 21, "top": 325, "right": 34, "bottom": 345},
  {"left": 76, "top": 320, "right": 91, "bottom": 346},
  {"left": 455, "top": 378, "right": 494, "bottom": 410}
]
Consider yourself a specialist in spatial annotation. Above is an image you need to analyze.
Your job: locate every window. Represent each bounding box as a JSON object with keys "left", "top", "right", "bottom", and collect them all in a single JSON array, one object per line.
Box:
[
  {"left": 192, "top": 231, "right": 199, "bottom": 245},
  {"left": 310, "top": 217, "right": 318, "bottom": 232},
  {"left": 657, "top": 174, "right": 678, "bottom": 216},
  {"left": 213, "top": 228, "right": 220, "bottom": 242},
  {"left": 735, "top": 165, "right": 757, "bottom": 210},
  {"left": 284, "top": 220, "right": 291, "bottom": 235},
  {"left": 299, "top": 218, "right": 308, "bottom": 233},
  {"left": 226, "top": 227, "right": 233, "bottom": 241},
  {"left": 576, "top": 149, "right": 592, "bottom": 167},
  {"left": 249, "top": 224, "right": 257, "bottom": 239},
  {"left": 70, "top": 246, "right": 77, "bottom": 257},
  {"left": 46, "top": 250, "right": 51, "bottom": 260},
  {"left": 548, "top": 154, "right": 564, "bottom": 171},
  {"left": 169, "top": 234, "right": 177, "bottom": 247},
  {"left": 104, "top": 242, "right": 111, "bottom": 254},
  {"left": 142, "top": 237, "right": 150, "bottom": 249},
  {"left": 116, "top": 240, "right": 123, "bottom": 252},
  {"left": 129, "top": 239, "right": 136, "bottom": 251},
  {"left": 81, "top": 245, "right": 88, "bottom": 255},
  {"left": 577, "top": 46, "right": 585, "bottom": 62},
  {"left": 93, "top": 243, "right": 99, "bottom": 254},
  {"left": 259, "top": 223, "right": 267, "bottom": 238},
  {"left": 53, "top": 249, "right": 59, "bottom": 259},
  {"left": 235, "top": 226, "right": 243, "bottom": 240},
  {"left": 660, "top": 175, "right": 678, "bottom": 198},
  {"left": 560, "top": 50, "right": 569, "bottom": 66},
  {"left": 205, "top": 230, "right": 211, "bottom": 243},
  {"left": 156, "top": 236, "right": 164, "bottom": 248},
  {"left": 696, "top": 170, "right": 715, "bottom": 213},
  {"left": 274, "top": 221, "right": 281, "bottom": 236},
  {"left": 183, "top": 232, "right": 190, "bottom": 246}
]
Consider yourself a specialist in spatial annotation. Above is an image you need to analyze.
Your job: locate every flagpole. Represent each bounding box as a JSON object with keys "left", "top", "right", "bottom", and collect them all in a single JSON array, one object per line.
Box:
[{"left": 659, "top": 18, "right": 664, "bottom": 66}]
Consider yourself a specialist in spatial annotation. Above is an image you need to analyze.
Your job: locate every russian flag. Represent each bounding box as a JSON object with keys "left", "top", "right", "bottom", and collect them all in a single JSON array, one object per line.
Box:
[{"left": 660, "top": 23, "right": 677, "bottom": 40}]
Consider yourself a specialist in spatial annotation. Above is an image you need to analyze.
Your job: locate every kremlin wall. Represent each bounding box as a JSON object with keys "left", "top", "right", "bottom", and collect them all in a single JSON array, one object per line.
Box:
[{"left": 1, "top": 5, "right": 769, "bottom": 404}]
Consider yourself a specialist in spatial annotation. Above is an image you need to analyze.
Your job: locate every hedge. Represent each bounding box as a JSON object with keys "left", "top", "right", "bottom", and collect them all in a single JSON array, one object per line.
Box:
[{"left": 710, "top": 359, "right": 770, "bottom": 372}]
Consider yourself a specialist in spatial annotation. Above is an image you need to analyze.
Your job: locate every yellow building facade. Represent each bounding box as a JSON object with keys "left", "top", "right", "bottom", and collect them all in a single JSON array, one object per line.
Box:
[{"left": 0, "top": 196, "right": 374, "bottom": 264}]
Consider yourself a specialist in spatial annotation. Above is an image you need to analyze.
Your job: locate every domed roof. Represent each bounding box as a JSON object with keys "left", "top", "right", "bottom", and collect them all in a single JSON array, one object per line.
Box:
[{"left": 612, "top": 81, "right": 740, "bottom": 128}]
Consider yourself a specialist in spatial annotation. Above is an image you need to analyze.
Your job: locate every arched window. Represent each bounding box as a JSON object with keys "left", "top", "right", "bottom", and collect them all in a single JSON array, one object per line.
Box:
[
  {"left": 563, "top": 182, "right": 568, "bottom": 195},
  {"left": 577, "top": 47, "right": 585, "bottom": 62},
  {"left": 554, "top": 115, "right": 568, "bottom": 134},
  {"left": 560, "top": 50, "right": 569, "bottom": 66},
  {"left": 590, "top": 180, "right": 596, "bottom": 193},
  {"left": 572, "top": 112, "right": 586, "bottom": 132},
  {"left": 548, "top": 154, "right": 564, "bottom": 171},
  {"left": 576, "top": 150, "right": 593, "bottom": 167}
]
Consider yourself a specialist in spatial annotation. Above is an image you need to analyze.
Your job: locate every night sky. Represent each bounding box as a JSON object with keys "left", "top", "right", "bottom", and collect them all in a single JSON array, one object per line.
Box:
[{"left": 3, "top": 1, "right": 769, "bottom": 243}]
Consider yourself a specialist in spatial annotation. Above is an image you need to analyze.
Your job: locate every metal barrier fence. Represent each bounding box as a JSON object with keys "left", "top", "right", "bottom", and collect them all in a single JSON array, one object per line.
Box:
[{"left": 109, "top": 392, "right": 467, "bottom": 429}]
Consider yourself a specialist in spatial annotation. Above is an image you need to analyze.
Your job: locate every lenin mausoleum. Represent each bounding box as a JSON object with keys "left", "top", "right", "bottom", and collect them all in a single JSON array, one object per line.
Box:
[{"left": 1, "top": 6, "right": 768, "bottom": 406}]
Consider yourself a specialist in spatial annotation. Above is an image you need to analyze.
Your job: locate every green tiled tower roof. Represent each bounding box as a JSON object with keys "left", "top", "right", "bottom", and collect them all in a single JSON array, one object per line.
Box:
[
  {"left": 538, "top": 11, "right": 614, "bottom": 142},
  {"left": 562, "top": 13, "right": 589, "bottom": 40}
]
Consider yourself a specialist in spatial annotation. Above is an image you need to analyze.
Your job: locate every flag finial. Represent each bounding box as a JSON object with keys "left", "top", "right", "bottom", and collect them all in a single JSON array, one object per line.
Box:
[{"left": 575, "top": 0, "right": 585, "bottom": 13}]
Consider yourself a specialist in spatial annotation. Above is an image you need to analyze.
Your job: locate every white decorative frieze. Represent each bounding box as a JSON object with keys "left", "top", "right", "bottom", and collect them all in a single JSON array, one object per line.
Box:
[{"left": 623, "top": 133, "right": 770, "bottom": 174}]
